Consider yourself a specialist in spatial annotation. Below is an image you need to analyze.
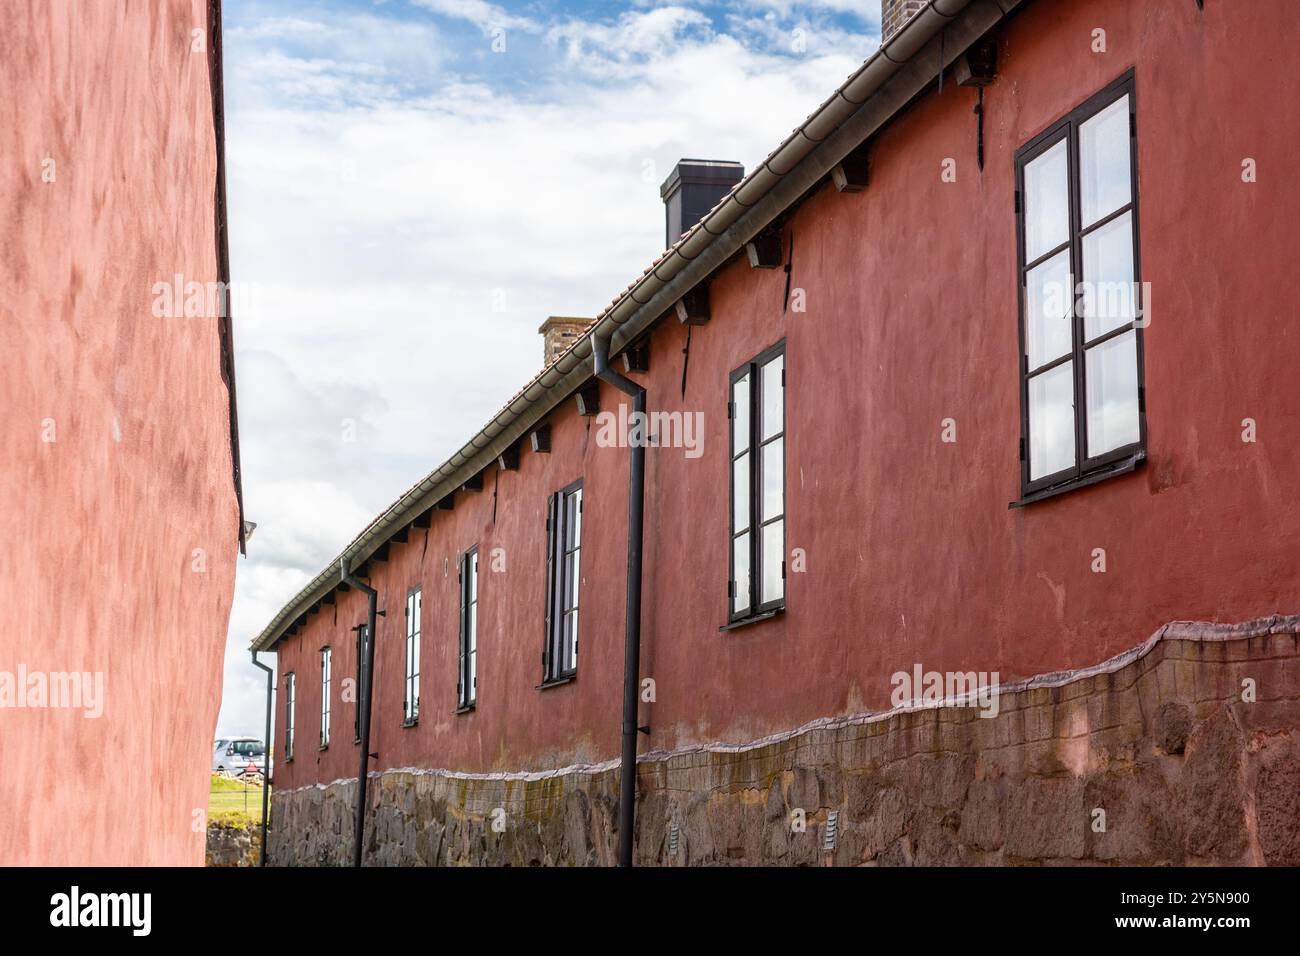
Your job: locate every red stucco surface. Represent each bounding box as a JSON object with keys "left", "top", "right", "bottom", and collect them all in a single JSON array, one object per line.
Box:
[
  {"left": 0, "top": 1, "right": 239, "bottom": 864},
  {"left": 273, "top": 0, "right": 1300, "bottom": 789}
]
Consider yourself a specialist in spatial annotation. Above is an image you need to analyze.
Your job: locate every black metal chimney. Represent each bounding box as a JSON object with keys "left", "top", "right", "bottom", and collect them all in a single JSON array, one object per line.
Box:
[{"left": 659, "top": 159, "right": 744, "bottom": 248}]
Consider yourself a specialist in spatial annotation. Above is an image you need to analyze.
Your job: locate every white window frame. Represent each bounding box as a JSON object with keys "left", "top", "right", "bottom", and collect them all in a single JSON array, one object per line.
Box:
[
  {"left": 544, "top": 480, "right": 582, "bottom": 681},
  {"left": 284, "top": 672, "right": 296, "bottom": 761},
  {"left": 728, "top": 341, "right": 786, "bottom": 622},
  {"left": 319, "top": 647, "right": 332, "bottom": 749},
  {"left": 404, "top": 586, "right": 421, "bottom": 723}
]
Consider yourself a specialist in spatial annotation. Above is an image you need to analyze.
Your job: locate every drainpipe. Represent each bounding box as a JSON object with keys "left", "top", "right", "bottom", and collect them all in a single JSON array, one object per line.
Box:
[
  {"left": 250, "top": 650, "right": 273, "bottom": 866},
  {"left": 341, "top": 557, "right": 379, "bottom": 868},
  {"left": 592, "top": 335, "right": 646, "bottom": 868}
]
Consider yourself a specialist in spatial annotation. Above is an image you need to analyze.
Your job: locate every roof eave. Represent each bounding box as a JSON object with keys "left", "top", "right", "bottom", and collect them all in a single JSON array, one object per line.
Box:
[{"left": 250, "top": 0, "right": 1023, "bottom": 653}]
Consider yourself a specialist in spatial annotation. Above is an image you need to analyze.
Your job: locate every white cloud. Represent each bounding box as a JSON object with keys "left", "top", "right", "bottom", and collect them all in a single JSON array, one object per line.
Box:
[
  {"left": 216, "top": 0, "right": 874, "bottom": 736},
  {"left": 737, "top": 0, "right": 882, "bottom": 22},
  {"left": 410, "top": 0, "right": 542, "bottom": 34},
  {"left": 547, "top": 7, "right": 714, "bottom": 71}
]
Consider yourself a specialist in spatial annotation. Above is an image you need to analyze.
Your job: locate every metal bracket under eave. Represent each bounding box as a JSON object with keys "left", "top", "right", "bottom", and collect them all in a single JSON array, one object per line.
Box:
[
  {"left": 956, "top": 37, "right": 997, "bottom": 173},
  {"left": 955, "top": 36, "right": 998, "bottom": 88},
  {"left": 496, "top": 443, "right": 520, "bottom": 471},
  {"left": 831, "top": 148, "right": 869, "bottom": 193},
  {"left": 745, "top": 231, "right": 784, "bottom": 268},
  {"left": 530, "top": 424, "right": 551, "bottom": 453},
  {"left": 674, "top": 286, "right": 710, "bottom": 325},
  {"left": 575, "top": 382, "right": 601, "bottom": 417},
  {"left": 621, "top": 339, "right": 651, "bottom": 373}
]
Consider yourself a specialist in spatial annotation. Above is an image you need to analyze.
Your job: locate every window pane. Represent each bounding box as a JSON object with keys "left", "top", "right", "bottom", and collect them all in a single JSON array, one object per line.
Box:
[
  {"left": 761, "top": 438, "right": 783, "bottom": 522},
  {"left": 569, "top": 488, "right": 582, "bottom": 544},
  {"left": 732, "top": 451, "right": 749, "bottom": 532},
  {"left": 562, "top": 611, "right": 576, "bottom": 666},
  {"left": 1028, "top": 361, "right": 1076, "bottom": 480},
  {"left": 1081, "top": 211, "right": 1135, "bottom": 341},
  {"left": 566, "top": 550, "right": 580, "bottom": 609},
  {"left": 1024, "top": 139, "right": 1069, "bottom": 262},
  {"left": 732, "top": 373, "right": 750, "bottom": 449},
  {"left": 760, "top": 355, "right": 783, "bottom": 440},
  {"left": 469, "top": 554, "right": 477, "bottom": 600},
  {"left": 1086, "top": 330, "right": 1140, "bottom": 457},
  {"left": 1080, "top": 95, "right": 1131, "bottom": 226},
  {"left": 732, "top": 532, "right": 751, "bottom": 616},
  {"left": 1024, "top": 249, "right": 1073, "bottom": 369},
  {"left": 565, "top": 490, "right": 579, "bottom": 546},
  {"left": 760, "top": 520, "right": 784, "bottom": 605}
]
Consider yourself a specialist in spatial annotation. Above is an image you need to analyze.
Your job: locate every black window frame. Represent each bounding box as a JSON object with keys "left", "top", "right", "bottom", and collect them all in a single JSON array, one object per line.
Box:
[
  {"left": 403, "top": 585, "right": 421, "bottom": 725},
  {"left": 284, "top": 671, "right": 295, "bottom": 762},
  {"left": 352, "top": 622, "right": 369, "bottom": 743},
  {"left": 727, "top": 340, "right": 787, "bottom": 624},
  {"left": 1014, "top": 69, "right": 1146, "bottom": 505},
  {"left": 543, "top": 479, "right": 583, "bottom": 684},
  {"left": 319, "top": 646, "right": 331, "bottom": 750},
  {"left": 457, "top": 546, "right": 478, "bottom": 711}
]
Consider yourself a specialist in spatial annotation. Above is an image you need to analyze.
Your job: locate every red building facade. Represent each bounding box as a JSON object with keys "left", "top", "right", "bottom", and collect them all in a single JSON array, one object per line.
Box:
[{"left": 256, "top": 0, "right": 1300, "bottom": 864}]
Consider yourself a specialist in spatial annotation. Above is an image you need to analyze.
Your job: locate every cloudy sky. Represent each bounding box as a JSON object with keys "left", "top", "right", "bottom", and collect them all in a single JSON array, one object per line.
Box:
[{"left": 217, "top": 0, "right": 883, "bottom": 735}]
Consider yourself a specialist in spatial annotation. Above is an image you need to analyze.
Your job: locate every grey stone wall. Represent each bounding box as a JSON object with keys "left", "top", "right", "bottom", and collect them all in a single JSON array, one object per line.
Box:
[
  {"left": 205, "top": 821, "right": 262, "bottom": 867},
  {"left": 268, "top": 620, "right": 1300, "bottom": 866}
]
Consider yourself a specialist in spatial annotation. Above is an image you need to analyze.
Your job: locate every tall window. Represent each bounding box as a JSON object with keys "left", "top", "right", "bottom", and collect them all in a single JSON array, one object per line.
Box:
[
  {"left": 458, "top": 548, "right": 478, "bottom": 710},
  {"left": 544, "top": 481, "right": 583, "bottom": 681},
  {"left": 729, "top": 342, "right": 786, "bottom": 622},
  {"left": 319, "top": 647, "right": 331, "bottom": 749},
  {"left": 1016, "top": 72, "right": 1145, "bottom": 500},
  {"left": 404, "top": 587, "right": 421, "bottom": 723},
  {"left": 353, "top": 624, "right": 368, "bottom": 742},
  {"left": 284, "top": 672, "right": 296, "bottom": 761}
]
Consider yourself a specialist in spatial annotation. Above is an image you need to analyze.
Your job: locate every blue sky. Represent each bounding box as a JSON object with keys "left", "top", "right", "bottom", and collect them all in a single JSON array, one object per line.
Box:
[{"left": 217, "top": 0, "right": 883, "bottom": 735}]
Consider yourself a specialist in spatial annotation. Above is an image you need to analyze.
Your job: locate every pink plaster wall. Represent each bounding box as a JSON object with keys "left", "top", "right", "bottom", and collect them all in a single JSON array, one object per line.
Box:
[{"left": 0, "top": 0, "right": 240, "bottom": 865}]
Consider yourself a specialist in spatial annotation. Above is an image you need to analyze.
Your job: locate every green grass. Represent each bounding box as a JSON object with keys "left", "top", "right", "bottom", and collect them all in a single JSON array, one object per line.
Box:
[{"left": 208, "top": 774, "right": 269, "bottom": 828}]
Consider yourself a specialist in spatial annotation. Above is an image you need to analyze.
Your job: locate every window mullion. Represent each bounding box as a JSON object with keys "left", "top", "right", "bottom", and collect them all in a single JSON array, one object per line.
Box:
[
  {"left": 557, "top": 505, "right": 568, "bottom": 671},
  {"left": 1068, "top": 118, "right": 1087, "bottom": 480},
  {"left": 748, "top": 362, "right": 760, "bottom": 614}
]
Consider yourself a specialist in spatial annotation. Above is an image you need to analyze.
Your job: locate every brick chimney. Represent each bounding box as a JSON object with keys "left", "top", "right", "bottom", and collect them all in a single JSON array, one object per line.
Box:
[
  {"left": 882, "top": 0, "right": 926, "bottom": 43},
  {"left": 538, "top": 316, "right": 593, "bottom": 367}
]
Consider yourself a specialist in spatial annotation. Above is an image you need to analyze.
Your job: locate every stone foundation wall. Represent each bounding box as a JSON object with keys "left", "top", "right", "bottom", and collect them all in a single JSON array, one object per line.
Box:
[
  {"left": 268, "top": 618, "right": 1300, "bottom": 866},
  {"left": 205, "top": 822, "right": 262, "bottom": 867}
]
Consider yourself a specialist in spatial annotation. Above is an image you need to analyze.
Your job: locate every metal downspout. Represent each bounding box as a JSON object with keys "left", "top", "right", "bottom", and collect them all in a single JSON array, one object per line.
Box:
[
  {"left": 592, "top": 336, "right": 646, "bottom": 868},
  {"left": 250, "top": 650, "right": 273, "bottom": 866},
  {"left": 341, "top": 558, "right": 379, "bottom": 868}
]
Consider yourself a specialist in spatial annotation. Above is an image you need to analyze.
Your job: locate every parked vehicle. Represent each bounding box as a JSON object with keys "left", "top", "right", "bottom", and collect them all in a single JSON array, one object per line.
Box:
[{"left": 213, "top": 737, "right": 267, "bottom": 778}]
